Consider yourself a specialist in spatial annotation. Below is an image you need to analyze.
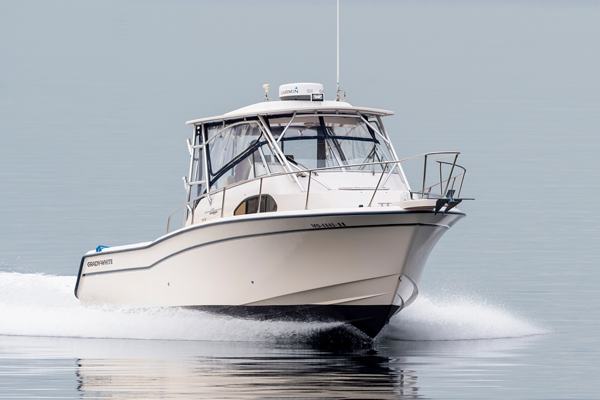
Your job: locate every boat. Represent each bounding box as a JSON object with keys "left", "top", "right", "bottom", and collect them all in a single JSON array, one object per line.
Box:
[{"left": 74, "top": 82, "right": 471, "bottom": 338}]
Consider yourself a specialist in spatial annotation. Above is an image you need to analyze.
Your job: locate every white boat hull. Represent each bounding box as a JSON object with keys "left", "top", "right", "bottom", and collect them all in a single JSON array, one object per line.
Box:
[{"left": 75, "top": 209, "right": 464, "bottom": 337}]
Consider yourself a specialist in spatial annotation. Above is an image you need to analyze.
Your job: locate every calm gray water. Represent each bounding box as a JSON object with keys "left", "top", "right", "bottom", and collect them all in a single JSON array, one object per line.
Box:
[{"left": 1, "top": 1, "right": 599, "bottom": 399}]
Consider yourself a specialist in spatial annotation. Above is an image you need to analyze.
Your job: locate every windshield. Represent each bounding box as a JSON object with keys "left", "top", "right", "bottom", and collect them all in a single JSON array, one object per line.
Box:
[
  {"left": 202, "top": 115, "right": 395, "bottom": 190},
  {"left": 268, "top": 116, "right": 392, "bottom": 170}
]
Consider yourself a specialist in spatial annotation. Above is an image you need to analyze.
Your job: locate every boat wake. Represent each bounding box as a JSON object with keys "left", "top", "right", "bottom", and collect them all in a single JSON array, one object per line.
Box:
[
  {"left": 0, "top": 272, "right": 343, "bottom": 342},
  {"left": 382, "top": 295, "right": 549, "bottom": 341},
  {"left": 0, "top": 272, "right": 547, "bottom": 343}
]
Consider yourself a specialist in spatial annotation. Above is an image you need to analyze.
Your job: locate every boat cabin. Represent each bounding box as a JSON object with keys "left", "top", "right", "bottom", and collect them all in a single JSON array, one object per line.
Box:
[{"left": 177, "top": 83, "right": 410, "bottom": 226}]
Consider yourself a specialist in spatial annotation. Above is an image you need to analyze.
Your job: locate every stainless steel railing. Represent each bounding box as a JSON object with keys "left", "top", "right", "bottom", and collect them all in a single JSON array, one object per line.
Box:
[
  {"left": 415, "top": 153, "right": 467, "bottom": 199},
  {"left": 166, "top": 151, "right": 466, "bottom": 234}
]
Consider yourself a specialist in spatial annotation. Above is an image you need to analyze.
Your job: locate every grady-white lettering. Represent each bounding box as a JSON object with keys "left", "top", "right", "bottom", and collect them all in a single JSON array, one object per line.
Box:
[{"left": 87, "top": 259, "right": 113, "bottom": 267}]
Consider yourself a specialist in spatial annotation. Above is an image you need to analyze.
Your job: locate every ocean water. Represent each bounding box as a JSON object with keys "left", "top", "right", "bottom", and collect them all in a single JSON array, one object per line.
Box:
[
  {"left": 0, "top": 272, "right": 550, "bottom": 399},
  {"left": 1, "top": 1, "right": 599, "bottom": 399}
]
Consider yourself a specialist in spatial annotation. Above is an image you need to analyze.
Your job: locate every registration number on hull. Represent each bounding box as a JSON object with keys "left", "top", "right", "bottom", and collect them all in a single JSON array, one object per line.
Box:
[{"left": 311, "top": 222, "right": 347, "bottom": 229}]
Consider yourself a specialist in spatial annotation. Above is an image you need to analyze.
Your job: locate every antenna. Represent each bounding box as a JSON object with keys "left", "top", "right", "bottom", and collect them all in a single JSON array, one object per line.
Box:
[{"left": 336, "top": 0, "right": 340, "bottom": 101}]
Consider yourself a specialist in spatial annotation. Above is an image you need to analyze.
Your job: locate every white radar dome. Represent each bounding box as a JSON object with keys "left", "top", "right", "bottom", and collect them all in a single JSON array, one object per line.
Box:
[{"left": 279, "top": 83, "right": 324, "bottom": 101}]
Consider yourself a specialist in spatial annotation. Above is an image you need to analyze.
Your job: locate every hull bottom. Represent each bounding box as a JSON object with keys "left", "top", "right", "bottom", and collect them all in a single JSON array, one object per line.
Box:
[{"left": 185, "top": 304, "right": 401, "bottom": 338}]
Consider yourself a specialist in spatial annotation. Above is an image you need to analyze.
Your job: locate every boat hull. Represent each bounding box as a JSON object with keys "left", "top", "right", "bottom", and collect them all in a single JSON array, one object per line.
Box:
[{"left": 76, "top": 209, "right": 464, "bottom": 337}]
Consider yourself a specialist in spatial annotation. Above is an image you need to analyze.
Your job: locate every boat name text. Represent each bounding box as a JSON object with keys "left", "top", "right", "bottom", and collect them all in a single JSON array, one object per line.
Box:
[{"left": 87, "top": 259, "right": 113, "bottom": 267}]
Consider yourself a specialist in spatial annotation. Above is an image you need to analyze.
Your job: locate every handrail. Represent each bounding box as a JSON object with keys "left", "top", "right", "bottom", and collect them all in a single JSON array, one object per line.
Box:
[
  {"left": 166, "top": 151, "right": 466, "bottom": 233},
  {"left": 413, "top": 159, "right": 467, "bottom": 199},
  {"left": 368, "top": 162, "right": 389, "bottom": 207}
]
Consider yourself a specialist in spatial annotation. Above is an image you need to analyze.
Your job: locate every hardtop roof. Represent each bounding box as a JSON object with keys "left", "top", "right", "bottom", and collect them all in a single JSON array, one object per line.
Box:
[{"left": 185, "top": 100, "right": 394, "bottom": 125}]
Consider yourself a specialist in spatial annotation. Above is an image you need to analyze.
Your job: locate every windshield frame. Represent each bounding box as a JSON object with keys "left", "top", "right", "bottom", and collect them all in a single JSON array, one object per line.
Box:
[{"left": 190, "top": 112, "right": 403, "bottom": 198}]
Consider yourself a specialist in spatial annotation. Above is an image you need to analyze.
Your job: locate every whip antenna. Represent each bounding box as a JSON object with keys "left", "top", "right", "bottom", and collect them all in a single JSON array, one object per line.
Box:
[{"left": 336, "top": 0, "right": 340, "bottom": 101}]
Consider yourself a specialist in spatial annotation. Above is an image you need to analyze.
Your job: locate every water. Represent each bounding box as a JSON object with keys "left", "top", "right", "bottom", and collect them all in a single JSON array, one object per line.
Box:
[
  {"left": 0, "top": 272, "right": 549, "bottom": 399},
  {"left": 0, "top": 272, "right": 545, "bottom": 341},
  {"left": 1, "top": 1, "right": 599, "bottom": 398}
]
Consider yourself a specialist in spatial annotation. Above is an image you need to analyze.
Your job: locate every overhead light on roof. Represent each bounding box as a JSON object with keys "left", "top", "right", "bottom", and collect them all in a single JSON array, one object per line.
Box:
[{"left": 311, "top": 93, "right": 324, "bottom": 102}]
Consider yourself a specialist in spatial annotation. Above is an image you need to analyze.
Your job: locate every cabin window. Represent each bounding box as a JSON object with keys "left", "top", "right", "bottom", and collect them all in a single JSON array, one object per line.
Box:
[{"left": 234, "top": 195, "right": 278, "bottom": 215}]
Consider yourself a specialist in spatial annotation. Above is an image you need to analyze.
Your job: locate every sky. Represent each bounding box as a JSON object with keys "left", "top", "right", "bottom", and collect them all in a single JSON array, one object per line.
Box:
[{"left": 1, "top": 0, "right": 599, "bottom": 283}]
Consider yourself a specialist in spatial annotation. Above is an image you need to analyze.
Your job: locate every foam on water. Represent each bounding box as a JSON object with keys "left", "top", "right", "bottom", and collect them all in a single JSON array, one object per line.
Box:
[
  {"left": 0, "top": 272, "right": 341, "bottom": 342},
  {"left": 382, "top": 295, "right": 548, "bottom": 341},
  {"left": 0, "top": 272, "right": 546, "bottom": 342}
]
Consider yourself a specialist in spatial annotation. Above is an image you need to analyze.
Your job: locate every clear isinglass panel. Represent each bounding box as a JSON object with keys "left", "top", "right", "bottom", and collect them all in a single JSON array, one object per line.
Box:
[{"left": 207, "top": 122, "right": 262, "bottom": 175}]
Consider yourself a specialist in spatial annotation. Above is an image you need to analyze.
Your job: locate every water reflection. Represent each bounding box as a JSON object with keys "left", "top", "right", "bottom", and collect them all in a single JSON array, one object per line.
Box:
[
  {"left": 76, "top": 345, "right": 420, "bottom": 399},
  {"left": 0, "top": 332, "right": 544, "bottom": 399}
]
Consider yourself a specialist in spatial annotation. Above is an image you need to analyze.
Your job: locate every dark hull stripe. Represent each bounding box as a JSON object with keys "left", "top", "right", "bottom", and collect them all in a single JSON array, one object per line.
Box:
[
  {"left": 75, "top": 209, "right": 464, "bottom": 296},
  {"left": 81, "top": 222, "right": 448, "bottom": 278},
  {"left": 92, "top": 209, "right": 464, "bottom": 257}
]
